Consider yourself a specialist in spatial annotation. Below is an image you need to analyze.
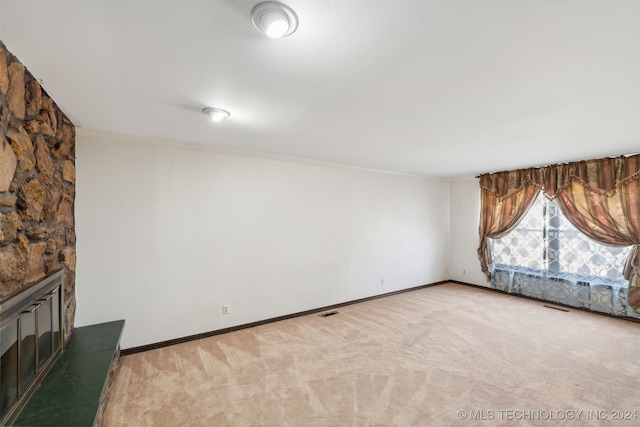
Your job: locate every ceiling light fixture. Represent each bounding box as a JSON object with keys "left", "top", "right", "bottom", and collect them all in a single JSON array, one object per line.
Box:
[
  {"left": 203, "top": 107, "right": 230, "bottom": 122},
  {"left": 251, "top": 2, "right": 298, "bottom": 38}
]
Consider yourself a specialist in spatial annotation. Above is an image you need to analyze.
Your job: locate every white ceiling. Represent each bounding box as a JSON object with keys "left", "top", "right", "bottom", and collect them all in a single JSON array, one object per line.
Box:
[{"left": 0, "top": 0, "right": 638, "bottom": 178}]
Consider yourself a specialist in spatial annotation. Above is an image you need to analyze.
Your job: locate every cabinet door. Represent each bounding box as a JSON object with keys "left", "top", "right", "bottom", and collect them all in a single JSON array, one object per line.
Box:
[
  {"left": 0, "top": 319, "right": 19, "bottom": 418},
  {"left": 20, "top": 306, "right": 38, "bottom": 392}
]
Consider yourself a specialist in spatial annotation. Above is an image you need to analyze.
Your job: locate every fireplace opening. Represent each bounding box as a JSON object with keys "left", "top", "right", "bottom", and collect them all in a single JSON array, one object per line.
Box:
[{"left": 0, "top": 270, "right": 64, "bottom": 425}]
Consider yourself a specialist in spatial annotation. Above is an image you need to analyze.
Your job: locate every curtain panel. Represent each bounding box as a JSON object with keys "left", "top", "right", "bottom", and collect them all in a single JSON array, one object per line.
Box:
[
  {"left": 477, "top": 185, "right": 540, "bottom": 281},
  {"left": 477, "top": 154, "right": 640, "bottom": 310}
]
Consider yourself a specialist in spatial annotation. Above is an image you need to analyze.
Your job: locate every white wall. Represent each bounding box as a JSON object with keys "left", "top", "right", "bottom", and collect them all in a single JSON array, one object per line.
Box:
[
  {"left": 75, "top": 131, "right": 450, "bottom": 348},
  {"left": 448, "top": 178, "right": 488, "bottom": 286}
]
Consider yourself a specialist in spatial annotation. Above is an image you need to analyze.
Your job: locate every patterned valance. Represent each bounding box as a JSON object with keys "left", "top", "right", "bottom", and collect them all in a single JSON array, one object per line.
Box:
[{"left": 479, "top": 153, "right": 640, "bottom": 199}]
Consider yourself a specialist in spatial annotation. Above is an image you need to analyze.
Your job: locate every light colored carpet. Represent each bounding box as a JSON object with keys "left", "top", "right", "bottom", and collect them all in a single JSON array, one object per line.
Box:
[{"left": 104, "top": 283, "right": 640, "bottom": 426}]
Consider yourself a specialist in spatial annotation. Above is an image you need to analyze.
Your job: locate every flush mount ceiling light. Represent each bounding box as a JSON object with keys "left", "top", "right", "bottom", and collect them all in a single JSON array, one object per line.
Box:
[
  {"left": 203, "top": 107, "right": 230, "bottom": 122},
  {"left": 251, "top": 1, "right": 298, "bottom": 38}
]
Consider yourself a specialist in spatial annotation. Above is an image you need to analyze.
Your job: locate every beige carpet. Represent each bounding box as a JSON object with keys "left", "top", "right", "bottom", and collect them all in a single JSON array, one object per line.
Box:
[{"left": 104, "top": 283, "right": 640, "bottom": 426}]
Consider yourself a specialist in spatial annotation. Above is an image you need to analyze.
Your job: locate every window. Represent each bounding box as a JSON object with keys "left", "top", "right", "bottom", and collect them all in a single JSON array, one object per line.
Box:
[{"left": 490, "top": 195, "right": 631, "bottom": 287}]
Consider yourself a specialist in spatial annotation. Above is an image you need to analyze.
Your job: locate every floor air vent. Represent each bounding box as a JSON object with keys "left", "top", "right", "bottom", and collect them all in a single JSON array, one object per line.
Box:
[
  {"left": 544, "top": 305, "right": 570, "bottom": 312},
  {"left": 318, "top": 311, "right": 339, "bottom": 318}
]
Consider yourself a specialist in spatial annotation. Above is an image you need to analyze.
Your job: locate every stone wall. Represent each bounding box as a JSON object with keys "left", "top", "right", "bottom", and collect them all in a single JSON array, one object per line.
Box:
[{"left": 0, "top": 41, "right": 76, "bottom": 336}]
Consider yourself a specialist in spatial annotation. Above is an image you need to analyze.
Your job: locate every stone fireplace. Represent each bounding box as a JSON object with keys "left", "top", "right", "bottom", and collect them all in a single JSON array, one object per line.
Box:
[
  {"left": 0, "top": 40, "right": 76, "bottom": 421},
  {"left": 0, "top": 40, "right": 76, "bottom": 332}
]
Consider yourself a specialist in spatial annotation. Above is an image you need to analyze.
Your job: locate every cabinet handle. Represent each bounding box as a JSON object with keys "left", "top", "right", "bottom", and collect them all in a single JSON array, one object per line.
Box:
[
  {"left": 22, "top": 303, "right": 41, "bottom": 314},
  {"left": 39, "top": 292, "right": 56, "bottom": 302}
]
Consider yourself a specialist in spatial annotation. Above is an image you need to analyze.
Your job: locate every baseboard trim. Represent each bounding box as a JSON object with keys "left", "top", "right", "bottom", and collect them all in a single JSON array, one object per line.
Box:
[
  {"left": 449, "top": 280, "right": 640, "bottom": 324},
  {"left": 121, "top": 280, "right": 449, "bottom": 355}
]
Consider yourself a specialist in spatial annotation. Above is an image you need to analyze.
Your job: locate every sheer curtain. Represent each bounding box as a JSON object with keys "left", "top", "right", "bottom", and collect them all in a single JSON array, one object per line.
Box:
[{"left": 478, "top": 154, "right": 640, "bottom": 313}]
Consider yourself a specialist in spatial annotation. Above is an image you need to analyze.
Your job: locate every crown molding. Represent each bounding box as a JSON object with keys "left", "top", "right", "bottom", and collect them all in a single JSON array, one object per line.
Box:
[{"left": 76, "top": 128, "right": 445, "bottom": 181}]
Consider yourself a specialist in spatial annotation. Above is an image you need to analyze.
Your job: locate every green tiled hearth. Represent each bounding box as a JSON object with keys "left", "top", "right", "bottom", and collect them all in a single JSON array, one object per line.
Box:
[{"left": 13, "top": 320, "right": 125, "bottom": 427}]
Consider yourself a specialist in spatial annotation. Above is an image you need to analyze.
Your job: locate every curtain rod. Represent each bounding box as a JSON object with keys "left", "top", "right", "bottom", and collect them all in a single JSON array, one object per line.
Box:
[{"left": 474, "top": 152, "right": 639, "bottom": 180}]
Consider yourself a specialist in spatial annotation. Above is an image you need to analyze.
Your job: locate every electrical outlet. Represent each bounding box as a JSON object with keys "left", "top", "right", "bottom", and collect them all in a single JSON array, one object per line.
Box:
[
  {"left": 380, "top": 278, "right": 385, "bottom": 285},
  {"left": 463, "top": 269, "right": 466, "bottom": 275},
  {"left": 222, "top": 304, "right": 230, "bottom": 315}
]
